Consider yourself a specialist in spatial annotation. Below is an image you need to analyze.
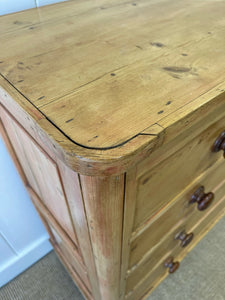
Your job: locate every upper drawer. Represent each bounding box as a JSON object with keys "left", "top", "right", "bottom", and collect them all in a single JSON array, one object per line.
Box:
[
  {"left": 133, "top": 115, "right": 225, "bottom": 231},
  {"left": 129, "top": 157, "right": 225, "bottom": 269}
]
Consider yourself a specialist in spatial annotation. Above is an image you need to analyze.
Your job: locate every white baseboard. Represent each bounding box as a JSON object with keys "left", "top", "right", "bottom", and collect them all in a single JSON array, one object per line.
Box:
[{"left": 0, "top": 236, "right": 52, "bottom": 288}]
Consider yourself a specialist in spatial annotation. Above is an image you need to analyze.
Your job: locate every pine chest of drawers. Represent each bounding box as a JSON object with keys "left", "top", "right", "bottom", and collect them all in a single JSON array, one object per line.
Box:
[{"left": 1, "top": 1, "right": 225, "bottom": 299}]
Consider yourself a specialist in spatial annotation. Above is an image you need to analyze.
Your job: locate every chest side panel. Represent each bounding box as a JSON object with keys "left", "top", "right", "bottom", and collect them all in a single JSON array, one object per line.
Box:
[{"left": 0, "top": 105, "right": 78, "bottom": 246}]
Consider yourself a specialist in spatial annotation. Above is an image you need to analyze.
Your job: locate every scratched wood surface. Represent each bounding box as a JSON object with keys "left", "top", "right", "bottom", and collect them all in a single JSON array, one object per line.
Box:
[{"left": 1, "top": 0, "right": 225, "bottom": 152}]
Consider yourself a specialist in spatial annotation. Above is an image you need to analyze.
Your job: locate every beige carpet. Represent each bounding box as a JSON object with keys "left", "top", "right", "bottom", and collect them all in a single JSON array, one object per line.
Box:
[{"left": 1, "top": 216, "right": 225, "bottom": 300}]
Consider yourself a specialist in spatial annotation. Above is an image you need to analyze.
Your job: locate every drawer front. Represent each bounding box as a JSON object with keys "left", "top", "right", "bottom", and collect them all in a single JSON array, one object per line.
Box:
[
  {"left": 129, "top": 158, "right": 225, "bottom": 269},
  {"left": 0, "top": 106, "right": 78, "bottom": 245},
  {"left": 134, "top": 116, "right": 225, "bottom": 231},
  {"left": 126, "top": 185, "right": 225, "bottom": 298}
]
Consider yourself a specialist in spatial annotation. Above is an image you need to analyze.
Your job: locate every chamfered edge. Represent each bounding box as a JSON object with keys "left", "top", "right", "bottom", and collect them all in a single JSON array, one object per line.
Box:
[{"left": 0, "top": 76, "right": 165, "bottom": 176}]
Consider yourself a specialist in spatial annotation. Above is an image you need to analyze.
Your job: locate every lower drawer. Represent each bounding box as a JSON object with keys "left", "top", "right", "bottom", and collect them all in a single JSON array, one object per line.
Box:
[
  {"left": 126, "top": 176, "right": 225, "bottom": 298},
  {"left": 129, "top": 159, "right": 225, "bottom": 268}
]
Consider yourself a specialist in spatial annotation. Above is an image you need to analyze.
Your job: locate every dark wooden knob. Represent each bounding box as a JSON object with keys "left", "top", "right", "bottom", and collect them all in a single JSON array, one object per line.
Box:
[
  {"left": 190, "top": 186, "right": 214, "bottom": 211},
  {"left": 164, "top": 257, "right": 180, "bottom": 274},
  {"left": 212, "top": 131, "right": 225, "bottom": 158},
  {"left": 175, "top": 230, "right": 194, "bottom": 247}
]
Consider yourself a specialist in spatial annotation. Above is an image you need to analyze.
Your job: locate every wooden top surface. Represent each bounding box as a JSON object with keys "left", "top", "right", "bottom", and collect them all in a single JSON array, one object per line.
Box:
[{"left": 1, "top": 0, "right": 225, "bottom": 154}]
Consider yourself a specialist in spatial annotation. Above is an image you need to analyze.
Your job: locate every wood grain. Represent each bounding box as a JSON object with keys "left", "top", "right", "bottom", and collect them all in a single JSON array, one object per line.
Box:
[
  {"left": 0, "top": 106, "right": 78, "bottom": 244},
  {"left": 0, "top": 117, "right": 28, "bottom": 186},
  {"left": 80, "top": 174, "right": 125, "bottom": 300},
  {"left": 1, "top": 0, "right": 225, "bottom": 151},
  {"left": 48, "top": 222, "right": 91, "bottom": 292},
  {"left": 29, "top": 198, "right": 91, "bottom": 294},
  {"left": 0, "top": 82, "right": 161, "bottom": 176},
  {"left": 129, "top": 158, "right": 225, "bottom": 270},
  {"left": 119, "top": 168, "right": 138, "bottom": 300},
  {"left": 0, "top": 122, "right": 94, "bottom": 298},
  {"left": 57, "top": 160, "right": 101, "bottom": 300},
  {"left": 52, "top": 242, "right": 93, "bottom": 300},
  {"left": 134, "top": 114, "right": 225, "bottom": 230},
  {"left": 27, "top": 187, "right": 81, "bottom": 262},
  {"left": 0, "top": 105, "right": 42, "bottom": 195},
  {"left": 137, "top": 94, "right": 225, "bottom": 178}
]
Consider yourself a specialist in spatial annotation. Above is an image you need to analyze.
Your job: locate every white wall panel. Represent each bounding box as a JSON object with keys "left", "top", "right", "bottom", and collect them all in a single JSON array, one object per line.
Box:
[
  {"left": 36, "top": 0, "right": 67, "bottom": 7},
  {"left": 0, "top": 0, "right": 36, "bottom": 16}
]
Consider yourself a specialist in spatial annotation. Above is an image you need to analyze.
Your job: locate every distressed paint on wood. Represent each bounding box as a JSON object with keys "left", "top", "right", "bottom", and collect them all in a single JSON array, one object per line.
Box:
[
  {"left": 57, "top": 160, "right": 101, "bottom": 299},
  {"left": 80, "top": 174, "right": 125, "bottom": 300}
]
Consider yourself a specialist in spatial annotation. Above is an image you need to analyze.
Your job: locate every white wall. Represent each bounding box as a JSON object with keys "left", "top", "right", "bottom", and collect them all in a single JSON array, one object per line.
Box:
[{"left": 0, "top": 0, "right": 67, "bottom": 15}]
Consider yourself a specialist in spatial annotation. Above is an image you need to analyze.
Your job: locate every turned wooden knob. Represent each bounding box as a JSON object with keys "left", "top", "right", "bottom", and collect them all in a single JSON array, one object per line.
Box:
[
  {"left": 175, "top": 230, "right": 194, "bottom": 247},
  {"left": 190, "top": 186, "right": 214, "bottom": 211},
  {"left": 212, "top": 131, "right": 225, "bottom": 157},
  {"left": 164, "top": 257, "right": 180, "bottom": 274}
]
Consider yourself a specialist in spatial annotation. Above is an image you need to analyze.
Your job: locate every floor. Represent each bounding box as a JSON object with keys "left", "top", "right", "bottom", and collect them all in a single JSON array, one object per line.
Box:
[{"left": 1, "top": 216, "right": 225, "bottom": 300}]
